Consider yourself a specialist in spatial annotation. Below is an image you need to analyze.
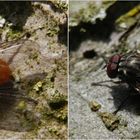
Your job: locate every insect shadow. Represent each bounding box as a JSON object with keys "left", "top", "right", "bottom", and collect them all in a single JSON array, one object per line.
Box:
[
  {"left": 110, "top": 84, "right": 140, "bottom": 115},
  {"left": 92, "top": 81, "right": 140, "bottom": 115}
]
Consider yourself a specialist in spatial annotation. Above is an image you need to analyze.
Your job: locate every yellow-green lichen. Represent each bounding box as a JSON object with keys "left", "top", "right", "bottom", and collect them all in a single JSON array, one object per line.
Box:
[
  {"left": 16, "top": 100, "right": 27, "bottom": 111},
  {"left": 48, "top": 126, "right": 60, "bottom": 136},
  {"left": 116, "top": 5, "right": 140, "bottom": 30},
  {"left": 50, "top": 0, "right": 68, "bottom": 12},
  {"left": 70, "top": 1, "right": 114, "bottom": 27},
  {"left": 6, "top": 28, "right": 23, "bottom": 40},
  {"left": 98, "top": 112, "right": 120, "bottom": 131},
  {"left": 54, "top": 106, "right": 67, "bottom": 122},
  {"left": 33, "top": 81, "right": 43, "bottom": 92},
  {"left": 89, "top": 100, "right": 101, "bottom": 112},
  {"left": 48, "top": 90, "right": 67, "bottom": 110}
]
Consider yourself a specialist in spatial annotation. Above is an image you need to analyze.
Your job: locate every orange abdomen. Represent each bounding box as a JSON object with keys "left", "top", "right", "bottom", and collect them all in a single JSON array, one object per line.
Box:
[{"left": 0, "top": 59, "right": 11, "bottom": 85}]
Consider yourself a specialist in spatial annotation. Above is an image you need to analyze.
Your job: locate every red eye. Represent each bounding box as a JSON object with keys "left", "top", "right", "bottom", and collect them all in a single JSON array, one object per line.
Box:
[
  {"left": 109, "top": 54, "right": 121, "bottom": 63},
  {"left": 107, "top": 55, "right": 121, "bottom": 78},
  {"left": 0, "top": 59, "right": 11, "bottom": 85}
]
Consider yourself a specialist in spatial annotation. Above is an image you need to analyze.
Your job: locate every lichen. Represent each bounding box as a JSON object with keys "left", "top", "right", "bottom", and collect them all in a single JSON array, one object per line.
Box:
[
  {"left": 6, "top": 28, "right": 22, "bottom": 40},
  {"left": 98, "top": 112, "right": 120, "bottom": 131},
  {"left": 70, "top": 1, "right": 114, "bottom": 27},
  {"left": 48, "top": 90, "right": 67, "bottom": 110},
  {"left": 50, "top": 0, "right": 68, "bottom": 12},
  {"left": 116, "top": 5, "right": 140, "bottom": 30},
  {"left": 89, "top": 100, "right": 101, "bottom": 112},
  {"left": 33, "top": 81, "right": 43, "bottom": 92}
]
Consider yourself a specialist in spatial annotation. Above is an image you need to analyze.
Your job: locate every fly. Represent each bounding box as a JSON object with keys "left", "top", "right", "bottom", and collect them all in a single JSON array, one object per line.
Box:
[{"left": 0, "top": 39, "right": 39, "bottom": 104}]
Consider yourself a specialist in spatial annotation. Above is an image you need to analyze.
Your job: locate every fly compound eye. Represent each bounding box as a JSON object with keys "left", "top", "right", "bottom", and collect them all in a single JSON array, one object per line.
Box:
[
  {"left": 0, "top": 59, "right": 11, "bottom": 85},
  {"left": 107, "top": 54, "right": 122, "bottom": 78},
  {"left": 107, "top": 63, "right": 118, "bottom": 78}
]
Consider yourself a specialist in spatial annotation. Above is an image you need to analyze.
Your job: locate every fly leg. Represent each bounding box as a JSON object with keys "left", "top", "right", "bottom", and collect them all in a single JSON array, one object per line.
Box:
[
  {"left": 91, "top": 80, "right": 124, "bottom": 88},
  {"left": 0, "top": 81, "right": 38, "bottom": 104},
  {"left": 0, "top": 92, "right": 38, "bottom": 104}
]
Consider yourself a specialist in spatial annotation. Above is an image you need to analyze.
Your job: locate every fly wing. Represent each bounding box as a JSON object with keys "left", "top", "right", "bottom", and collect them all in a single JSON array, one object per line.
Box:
[
  {"left": 0, "top": 39, "right": 67, "bottom": 132},
  {"left": 0, "top": 39, "right": 65, "bottom": 93},
  {"left": 120, "top": 52, "right": 140, "bottom": 93},
  {"left": 0, "top": 40, "right": 46, "bottom": 131},
  {"left": 0, "top": 94, "right": 37, "bottom": 132},
  {"left": 130, "top": 53, "right": 140, "bottom": 93},
  {"left": 0, "top": 40, "right": 55, "bottom": 81}
]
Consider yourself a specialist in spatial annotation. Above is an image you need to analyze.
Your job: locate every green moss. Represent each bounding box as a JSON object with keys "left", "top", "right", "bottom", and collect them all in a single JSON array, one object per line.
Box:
[
  {"left": 46, "top": 17, "right": 60, "bottom": 37},
  {"left": 21, "top": 118, "right": 36, "bottom": 130},
  {"left": 89, "top": 100, "right": 101, "bottom": 112},
  {"left": 6, "top": 28, "right": 23, "bottom": 40},
  {"left": 70, "top": 3, "right": 98, "bottom": 25},
  {"left": 16, "top": 101, "right": 27, "bottom": 111},
  {"left": 52, "top": 0, "right": 68, "bottom": 12},
  {"left": 33, "top": 81, "right": 43, "bottom": 92},
  {"left": 55, "top": 107, "right": 67, "bottom": 122},
  {"left": 48, "top": 126, "right": 60, "bottom": 136},
  {"left": 70, "top": 1, "right": 114, "bottom": 26},
  {"left": 48, "top": 90, "right": 67, "bottom": 110}
]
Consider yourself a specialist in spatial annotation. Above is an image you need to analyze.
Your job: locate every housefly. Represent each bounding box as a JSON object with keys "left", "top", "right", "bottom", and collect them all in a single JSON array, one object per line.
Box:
[
  {"left": 91, "top": 51, "right": 140, "bottom": 113},
  {"left": 104, "top": 51, "right": 140, "bottom": 113},
  {"left": 107, "top": 52, "right": 140, "bottom": 93}
]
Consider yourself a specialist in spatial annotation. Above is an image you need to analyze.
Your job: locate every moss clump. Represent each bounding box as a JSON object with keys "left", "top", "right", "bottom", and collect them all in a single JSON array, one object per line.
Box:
[
  {"left": 52, "top": 0, "right": 67, "bottom": 11},
  {"left": 48, "top": 90, "right": 67, "bottom": 110},
  {"left": 33, "top": 81, "right": 43, "bottom": 92},
  {"left": 55, "top": 107, "right": 67, "bottom": 122},
  {"left": 48, "top": 126, "right": 61, "bottom": 137},
  {"left": 6, "top": 28, "right": 23, "bottom": 40},
  {"left": 98, "top": 112, "right": 120, "bottom": 131},
  {"left": 70, "top": 1, "right": 114, "bottom": 27},
  {"left": 89, "top": 100, "right": 101, "bottom": 112},
  {"left": 46, "top": 20, "right": 60, "bottom": 37},
  {"left": 16, "top": 100, "right": 27, "bottom": 111}
]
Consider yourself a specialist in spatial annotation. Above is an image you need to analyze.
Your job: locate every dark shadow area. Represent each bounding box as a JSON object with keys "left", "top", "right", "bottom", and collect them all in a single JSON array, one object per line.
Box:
[
  {"left": 0, "top": 1, "right": 33, "bottom": 31},
  {"left": 91, "top": 81, "right": 140, "bottom": 115},
  {"left": 83, "top": 49, "right": 97, "bottom": 59},
  {"left": 49, "top": 100, "right": 67, "bottom": 110},
  {"left": 69, "top": 1, "right": 140, "bottom": 51},
  {"left": 0, "top": 81, "right": 21, "bottom": 131},
  {"left": 58, "top": 19, "right": 68, "bottom": 46},
  {"left": 110, "top": 84, "right": 140, "bottom": 115}
]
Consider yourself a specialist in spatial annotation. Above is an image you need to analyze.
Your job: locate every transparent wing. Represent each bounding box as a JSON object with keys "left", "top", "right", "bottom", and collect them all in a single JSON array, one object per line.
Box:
[
  {"left": 0, "top": 40, "right": 45, "bottom": 131},
  {"left": 120, "top": 52, "right": 140, "bottom": 93}
]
